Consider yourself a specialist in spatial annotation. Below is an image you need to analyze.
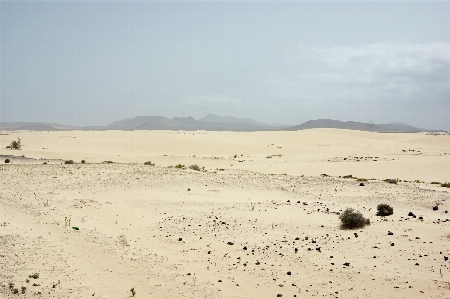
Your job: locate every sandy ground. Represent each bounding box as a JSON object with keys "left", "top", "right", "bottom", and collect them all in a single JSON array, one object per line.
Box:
[{"left": 0, "top": 129, "right": 449, "bottom": 298}]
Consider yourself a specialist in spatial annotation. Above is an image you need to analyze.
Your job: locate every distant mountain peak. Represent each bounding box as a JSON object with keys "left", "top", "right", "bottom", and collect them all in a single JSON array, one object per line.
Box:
[{"left": 285, "top": 119, "right": 432, "bottom": 132}]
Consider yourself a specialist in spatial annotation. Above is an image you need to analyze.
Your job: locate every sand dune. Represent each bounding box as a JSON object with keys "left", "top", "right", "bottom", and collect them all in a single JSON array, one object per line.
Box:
[{"left": 1, "top": 129, "right": 449, "bottom": 298}]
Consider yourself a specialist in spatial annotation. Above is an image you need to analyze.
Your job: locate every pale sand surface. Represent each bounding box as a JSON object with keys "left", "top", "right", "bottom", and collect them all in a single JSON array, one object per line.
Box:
[{"left": 1, "top": 129, "right": 449, "bottom": 298}]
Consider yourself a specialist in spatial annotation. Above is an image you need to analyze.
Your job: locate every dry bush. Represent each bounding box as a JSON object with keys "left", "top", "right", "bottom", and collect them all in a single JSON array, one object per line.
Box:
[
  {"left": 339, "top": 208, "right": 370, "bottom": 229},
  {"left": 189, "top": 164, "right": 200, "bottom": 171}
]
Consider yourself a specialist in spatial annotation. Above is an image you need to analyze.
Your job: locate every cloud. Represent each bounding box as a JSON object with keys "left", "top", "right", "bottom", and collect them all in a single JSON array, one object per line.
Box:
[{"left": 270, "top": 42, "right": 450, "bottom": 106}]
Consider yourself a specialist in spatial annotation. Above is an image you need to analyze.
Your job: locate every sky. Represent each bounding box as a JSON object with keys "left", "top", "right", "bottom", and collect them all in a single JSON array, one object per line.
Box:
[{"left": 1, "top": 1, "right": 449, "bottom": 130}]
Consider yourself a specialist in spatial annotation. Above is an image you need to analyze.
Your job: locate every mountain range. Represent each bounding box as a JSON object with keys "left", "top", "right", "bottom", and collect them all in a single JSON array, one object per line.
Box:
[{"left": 0, "top": 115, "right": 440, "bottom": 132}]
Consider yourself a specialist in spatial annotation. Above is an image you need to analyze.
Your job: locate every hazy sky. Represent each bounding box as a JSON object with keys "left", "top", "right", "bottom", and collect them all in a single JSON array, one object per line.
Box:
[{"left": 1, "top": 1, "right": 449, "bottom": 130}]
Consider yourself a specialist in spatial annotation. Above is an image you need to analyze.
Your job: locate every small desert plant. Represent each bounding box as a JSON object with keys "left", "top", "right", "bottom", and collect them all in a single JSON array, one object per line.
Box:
[
  {"left": 175, "top": 164, "right": 185, "bottom": 169},
  {"left": 81, "top": 160, "right": 86, "bottom": 164},
  {"left": 103, "top": 161, "right": 114, "bottom": 164},
  {"left": 10, "top": 138, "right": 22, "bottom": 150},
  {"left": 339, "top": 208, "right": 370, "bottom": 229},
  {"left": 28, "top": 273, "right": 39, "bottom": 279},
  {"left": 376, "top": 204, "right": 394, "bottom": 216},
  {"left": 4, "top": 159, "right": 10, "bottom": 163},
  {"left": 441, "top": 182, "right": 450, "bottom": 188},
  {"left": 356, "top": 178, "right": 368, "bottom": 182},
  {"left": 144, "top": 161, "right": 154, "bottom": 165},
  {"left": 64, "top": 160, "right": 74, "bottom": 164},
  {"left": 130, "top": 287, "right": 136, "bottom": 297},
  {"left": 342, "top": 175, "right": 353, "bottom": 179},
  {"left": 385, "top": 179, "right": 398, "bottom": 184},
  {"left": 189, "top": 164, "right": 200, "bottom": 171},
  {"left": 21, "top": 286, "right": 26, "bottom": 294}
]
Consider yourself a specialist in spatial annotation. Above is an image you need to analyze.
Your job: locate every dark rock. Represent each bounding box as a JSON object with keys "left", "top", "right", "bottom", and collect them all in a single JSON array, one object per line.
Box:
[
  {"left": 388, "top": 231, "right": 394, "bottom": 235},
  {"left": 227, "top": 242, "right": 234, "bottom": 245},
  {"left": 419, "top": 216, "right": 423, "bottom": 220},
  {"left": 178, "top": 238, "right": 182, "bottom": 241},
  {"left": 4, "top": 159, "right": 10, "bottom": 163},
  {"left": 433, "top": 206, "right": 438, "bottom": 211},
  {"left": 287, "top": 271, "right": 291, "bottom": 275},
  {"left": 294, "top": 248, "right": 298, "bottom": 253},
  {"left": 243, "top": 246, "right": 247, "bottom": 250},
  {"left": 415, "top": 263, "right": 419, "bottom": 266},
  {"left": 343, "top": 262, "right": 350, "bottom": 267},
  {"left": 391, "top": 243, "right": 395, "bottom": 246},
  {"left": 359, "top": 183, "right": 365, "bottom": 186},
  {"left": 276, "top": 294, "right": 283, "bottom": 297},
  {"left": 445, "top": 256, "right": 448, "bottom": 261},
  {"left": 187, "top": 188, "right": 191, "bottom": 191}
]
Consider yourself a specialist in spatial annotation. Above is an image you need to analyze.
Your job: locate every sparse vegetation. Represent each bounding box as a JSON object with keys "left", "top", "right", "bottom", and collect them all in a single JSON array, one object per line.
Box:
[
  {"left": 10, "top": 138, "right": 22, "bottom": 150},
  {"left": 64, "top": 160, "right": 74, "bottom": 164},
  {"left": 130, "top": 287, "right": 136, "bottom": 297},
  {"left": 103, "top": 161, "right": 114, "bottom": 164},
  {"left": 4, "top": 159, "right": 10, "bottom": 163},
  {"left": 384, "top": 179, "right": 398, "bottom": 184},
  {"left": 441, "top": 182, "right": 450, "bottom": 188},
  {"left": 81, "top": 160, "right": 86, "bottom": 164},
  {"left": 144, "top": 161, "right": 154, "bottom": 166},
  {"left": 21, "top": 286, "right": 26, "bottom": 294},
  {"left": 189, "top": 164, "right": 200, "bottom": 171},
  {"left": 342, "top": 175, "right": 353, "bottom": 179},
  {"left": 175, "top": 164, "right": 185, "bottom": 169},
  {"left": 376, "top": 204, "right": 394, "bottom": 216},
  {"left": 28, "top": 273, "right": 39, "bottom": 279},
  {"left": 356, "top": 178, "right": 368, "bottom": 182},
  {"left": 339, "top": 208, "right": 370, "bottom": 229}
]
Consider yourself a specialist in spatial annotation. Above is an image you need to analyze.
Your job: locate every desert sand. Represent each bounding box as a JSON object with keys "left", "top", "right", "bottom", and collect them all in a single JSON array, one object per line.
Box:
[{"left": 1, "top": 129, "right": 449, "bottom": 298}]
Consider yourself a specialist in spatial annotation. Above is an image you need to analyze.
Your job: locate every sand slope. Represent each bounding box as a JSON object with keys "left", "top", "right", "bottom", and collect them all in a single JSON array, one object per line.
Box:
[{"left": 1, "top": 130, "right": 449, "bottom": 298}]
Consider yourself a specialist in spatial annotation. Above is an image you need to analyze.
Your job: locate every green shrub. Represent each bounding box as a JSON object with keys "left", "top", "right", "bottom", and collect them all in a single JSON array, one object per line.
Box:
[
  {"left": 10, "top": 138, "right": 22, "bottom": 150},
  {"left": 81, "top": 160, "right": 86, "bottom": 164},
  {"left": 377, "top": 204, "right": 393, "bottom": 216},
  {"left": 175, "top": 164, "right": 185, "bottom": 169},
  {"left": 130, "top": 287, "right": 136, "bottom": 297},
  {"left": 339, "top": 208, "right": 370, "bottom": 229},
  {"left": 441, "top": 182, "right": 450, "bottom": 188},
  {"left": 64, "top": 160, "right": 74, "bottom": 164}
]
